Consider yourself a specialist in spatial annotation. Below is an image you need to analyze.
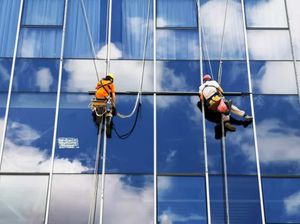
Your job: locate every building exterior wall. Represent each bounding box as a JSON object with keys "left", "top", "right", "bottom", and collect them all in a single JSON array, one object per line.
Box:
[{"left": 0, "top": 0, "right": 300, "bottom": 223}]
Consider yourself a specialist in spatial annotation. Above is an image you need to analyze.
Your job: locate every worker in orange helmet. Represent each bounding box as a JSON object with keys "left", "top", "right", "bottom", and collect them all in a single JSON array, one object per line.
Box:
[
  {"left": 94, "top": 73, "right": 116, "bottom": 137},
  {"left": 199, "top": 74, "right": 252, "bottom": 131}
]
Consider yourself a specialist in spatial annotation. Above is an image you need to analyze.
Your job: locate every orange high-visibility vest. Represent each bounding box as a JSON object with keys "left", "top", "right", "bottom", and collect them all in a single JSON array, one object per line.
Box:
[{"left": 95, "top": 79, "right": 115, "bottom": 99}]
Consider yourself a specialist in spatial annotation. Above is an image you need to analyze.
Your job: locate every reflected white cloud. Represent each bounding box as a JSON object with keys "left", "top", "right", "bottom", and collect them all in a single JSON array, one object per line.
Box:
[
  {"left": 35, "top": 68, "right": 53, "bottom": 92},
  {"left": 19, "top": 36, "right": 36, "bottom": 57},
  {"left": 284, "top": 190, "right": 300, "bottom": 216},
  {"left": 97, "top": 43, "right": 122, "bottom": 59},
  {"left": 0, "top": 62, "right": 10, "bottom": 82},
  {"left": 159, "top": 209, "right": 205, "bottom": 224},
  {"left": 1, "top": 119, "right": 91, "bottom": 173},
  {"left": 253, "top": 62, "right": 297, "bottom": 94},
  {"left": 286, "top": 0, "right": 300, "bottom": 58}
]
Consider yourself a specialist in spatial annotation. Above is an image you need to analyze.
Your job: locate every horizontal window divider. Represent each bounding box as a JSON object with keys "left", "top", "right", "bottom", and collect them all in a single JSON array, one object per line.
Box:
[
  {"left": 0, "top": 172, "right": 50, "bottom": 176},
  {"left": 88, "top": 91, "right": 248, "bottom": 96},
  {"left": 156, "top": 26, "right": 197, "bottom": 30},
  {"left": 246, "top": 27, "right": 289, "bottom": 31},
  {"left": 262, "top": 174, "right": 300, "bottom": 179},
  {"left": 52, "top": 172, "right": 154, "bottom": 176},
  {"left": 253, "top": 93, "right": 299, "bottom": 96},
  {"left": 21, "top": 24, "right": 63, "bottom": 29},
  {"left": 208, "top": 173, "right": 259, "bottom": 177},
  {"left": 157, "top": 173, "right": 205, "bottom": 177},
  {"left": 16, "top": 57, "right": 61, "bottom": 60}
]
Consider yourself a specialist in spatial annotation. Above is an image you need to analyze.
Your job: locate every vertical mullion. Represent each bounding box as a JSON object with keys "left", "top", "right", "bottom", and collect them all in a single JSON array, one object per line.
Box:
[
  {"left": 196, "top": 0, "right": 211, "bottom": 223},
  {"left": 44, "top": 0, "right": 69, "bottom": 223},
  {"left": 241, "top": 1, "right": 266, "bottom": 223},
  {"left": 0, "top": 0, "right": 24, "bottom": 170}
]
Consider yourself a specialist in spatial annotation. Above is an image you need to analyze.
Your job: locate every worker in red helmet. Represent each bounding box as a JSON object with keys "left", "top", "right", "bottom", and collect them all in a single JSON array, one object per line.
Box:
[{"left": 199, "top": 74, "right": 252, "bottom": 131}]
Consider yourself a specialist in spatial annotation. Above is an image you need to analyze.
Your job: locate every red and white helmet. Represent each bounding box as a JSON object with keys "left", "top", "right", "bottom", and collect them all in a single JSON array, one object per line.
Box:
[{"left": 203, "top": 74, "right": 212, "bottom": 82}]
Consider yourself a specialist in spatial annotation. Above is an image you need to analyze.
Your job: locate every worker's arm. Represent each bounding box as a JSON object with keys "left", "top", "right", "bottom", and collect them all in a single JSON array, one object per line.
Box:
[
  {"left": 111, "top": 92, "right": 116, "bottom": 106},
  {"left": 217, "top": 86, "right": 224, "bottom": 94},
  {"left": 199, "top": 92, "right": 204, "bottom": 102}
]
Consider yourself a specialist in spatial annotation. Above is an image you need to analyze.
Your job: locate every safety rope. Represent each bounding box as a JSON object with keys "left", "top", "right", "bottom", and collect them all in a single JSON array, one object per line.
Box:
[
  {"left": 201, "top": 28, "right": 214, "bottom": 79},
  {"left": 217, "top": 0, "right": 229, "bottom": 84},
  {"left": 80, "top": 0, "right": 100, "bottom": 81}
]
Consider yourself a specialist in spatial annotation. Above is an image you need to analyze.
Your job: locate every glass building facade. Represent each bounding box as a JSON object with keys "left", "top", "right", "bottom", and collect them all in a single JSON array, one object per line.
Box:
[{"left": 0, "top": 0, "right": 300, "bottom": 223}]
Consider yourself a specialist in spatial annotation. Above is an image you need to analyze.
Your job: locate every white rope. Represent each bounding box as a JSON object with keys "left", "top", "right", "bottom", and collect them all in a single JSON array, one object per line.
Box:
[
  {"left": 201, "top": 28, "right": 214, "bottom": 80},
  {"left": 217, "top": 0, "right": 229, "bottom": 84}
]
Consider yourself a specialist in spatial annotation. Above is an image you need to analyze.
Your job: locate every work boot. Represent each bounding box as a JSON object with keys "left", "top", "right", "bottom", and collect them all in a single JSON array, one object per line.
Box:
[
  {"left": 224, "top": 121, "right": 236, "bottom": 131},
  {"left": 244, "top": 114, "right": 253, "bottom": 122}
]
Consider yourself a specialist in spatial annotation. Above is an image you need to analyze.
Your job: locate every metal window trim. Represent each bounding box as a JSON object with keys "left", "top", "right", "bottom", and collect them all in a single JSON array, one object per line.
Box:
[
  {"left": 0, "top": 0, "right": 25, "bottom": 170},
  {"left": 241, "top": 0, "right": 266, "bottom": 223},
  {"left": 44, "top": 0, "right": 69, "bottom": 223}
]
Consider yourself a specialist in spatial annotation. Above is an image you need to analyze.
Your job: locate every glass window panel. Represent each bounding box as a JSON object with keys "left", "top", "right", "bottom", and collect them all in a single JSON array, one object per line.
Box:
[
  {"left": 209, "top": 175, "right": 226, "bottom": 223},
  {"left": 203, "top": 60, "right": 249, "bottom": 93},
  {"left": 157, "top": 95, "right": 204, "bottom": 173},
  {"left": 0, "top": 175, "right": 48, "bottom": 224},
  {"left": 0, "top": 94, "right": 7, "bottom": 149},
  {"left": 158, "top": 176, "right": 207, "bottom": 224},
  {"left": 109, "top": 60, "right": 154, "bottom": 92},
  {"left": 107, "top": 95, "right": 153, "bottom": 173},
  {"left": 263, "top": 178, "right": 300, "bottom": 223},
  {"left": 225, "top": 96, "right": 257, "bottom": 174},
  {"left": 201, "top": 0, "right": 246, "bottom": 59},
  {"left": 12, "top": 59, "right": 59, "bottom": 92},
  {"left": 18, "top": 28, "right": 62, "bottom": 58},
  {"left": 64, "top": 0, "right": 107, "bottom": 58},
  {"left": 287, "top": 0, "right": 300, "bottom": 59},
  {"left": 22, "top": 0, "right": 64, "bottom": 26},
  {"left": 54, "top": 94, "right": 98, "bottom": 173},
  {"left": 157, "top": 30, "right": 199, "bottom": 60},
  {"left": 228, "top": 176, "right": 262, "bottom": 224},
  {"left": 254, "top": 96, "right": 300, "bottom": 175},
  {"left": 95, "top": 175, "right": 153, "bottom": 224},
  {"left": 251, "top": 61, "right": 297, "bottom": 94},
  {"left": 61, "top": 59, "right": 106, "bottom": 93},
  {"left": 111, "top": 0, "right": 153, "bottom": 59},
  {"left": 0, "top": 59, "right": 12, "bottom": 92},
  {"left": 157, "top": 0, "right": 197, "bottom": 28},
  {"left": 245, "top": 0, "right": 288, "bottom": 28},
  {"left": 247, "top": 30, "right": 292, "bottom": 60},
  {"left": 48, "top": 174, "right": 96, "bottom": 224},
  {"left": 0, "top": 0, "right": 20, "bottom": 57},
  {"left": 1, "top": 93, "right": 56, "bottom": 172},
  {"left": 156, "top": 61, "right": 200, "bottom": 92}
]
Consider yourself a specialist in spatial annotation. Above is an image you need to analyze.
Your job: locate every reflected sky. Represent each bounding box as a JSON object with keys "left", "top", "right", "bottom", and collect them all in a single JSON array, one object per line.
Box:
[
  {"left": 158, "top": 176, "right": 206, "bottom": 224},
  {"left": 0, "top": 94, "right": 7, "bottom": 150},
  {"left": 201, "top": 0, "right": 246, "bottom": 60},
  {"left": 251, "top": 61, "right": 297, "bottom": 94},
  {"left": 157, "top": 96, "right": 204, "bottom": 173},
  {"left": 13, "top": 59, "right": 59, "bottom": 92},
  {"left": 0, "top": 59, "right": 12, "bottom": 92},
  {"left": 107, "top": 95, "right": 153, "bottom": 173},
  {"left": 54, "top": 94, "right": 98, "bottom": 173},
  {"left": 263, "top": 178, "right": 300, "bottom": 223},
  {"left": 286, "top": 0, "right": 300, "bottom": 59},
  {"left": 254, "top": 95, "right": 300, "bottom": 175},
  {"left": 1, "top": 93, "right": 56, "bottom": 172},
  {"left": 0, "top": 175, "right": 48, "bottom": 224},
  {"left": 245, "top": 0, "right": 288, "bottom": 28}
]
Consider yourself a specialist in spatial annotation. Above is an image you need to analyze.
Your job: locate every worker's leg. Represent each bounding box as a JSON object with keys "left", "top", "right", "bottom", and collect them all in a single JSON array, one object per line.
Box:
[
  {"left": 222, "top": 114, "right": 236, "bottom": 131},
  {"left": 231, "top": 104, "right": 253, "bottom": 122}
]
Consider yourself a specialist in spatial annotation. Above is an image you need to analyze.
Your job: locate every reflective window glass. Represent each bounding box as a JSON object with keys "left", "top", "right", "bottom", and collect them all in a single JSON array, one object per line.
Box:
[
  {"left": 18, "top": 28, "right": 62, "bottom": 58},
  {"left": 64, "top": 0, "right": 107, "bottom": 58},
  {"left": 287, "top": 0, "right": 300, "bottom": 59},
  {"left": 1, "top": 93, "right": 56, "bottom": 172},
  {"left": 228, "top": 176, "right": 262, "bottom": 224},
  {"left": 157, "top": 0, "right": 197, "bottom": 28},
  {"left": 245, "top": 0, "right": 288, "bottom": 28},
  {"left": 61, "top": 59, "right": 106, "bottom": 93},
  {"left": 203, "top": 60, "right": 249, "bottom": 93},
  {"left": 111, "top": 0, "right": 153, "bottom": 59},
  {"left": 49, "top": 174, "right": 96, "bottom": 224},
  {"left": 156, "top": 61, "right": 200, "bottom": 92},
  {"left": 107, "top": 96, "right": 153, "bottom": 173},
  {"left": 250, "top": 61, "right": 297, "bottom": 94},
  {"left": 254, "top": 96, "right": 300, "bottom": 175},
  {"left": 157, "top": 30, "right": 199, "bottom": 60},
  {"left": 247, "top": 30, "right": 292, "bottom": 60},
  {"left": 13, "top": 59, "right": 59, "bottom": 92},
  {"left": 157, "top": 95, "right": 204, "bottom": 173},
  {"left": 0, "top": 59, "right": 12, "bottom": 92},
  {"left": 0, "top": 0, "right": 20, "bottom": 57},
  {"left": 209, "top": 175, "right": 226, "bottom": 223},
  {"left": 109, "top": 60, "right": 153, "bottom": 92},
  {"left": 201, "top": 0, "right": 246, "bottom": 59},
  {"left": 96, "top": 175, "right": 153, "bottom": 224},
  {"left": 22, "top": 0, "right": 64, "bottom": 26},
  {"left": 0, "top": 94, "right": 7, "bottom": 149},
  {"left": 158, "top": 176, "right": 207, "bottom": 224},
  {"left": 54, "top": 94, "right": 98, "bottom": 173},
  {"left": 263, "top": 178, "right": 300, "bottom": 223},
  {"left": 0, "top": 175, "right": 48, "bottom": 224}
]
